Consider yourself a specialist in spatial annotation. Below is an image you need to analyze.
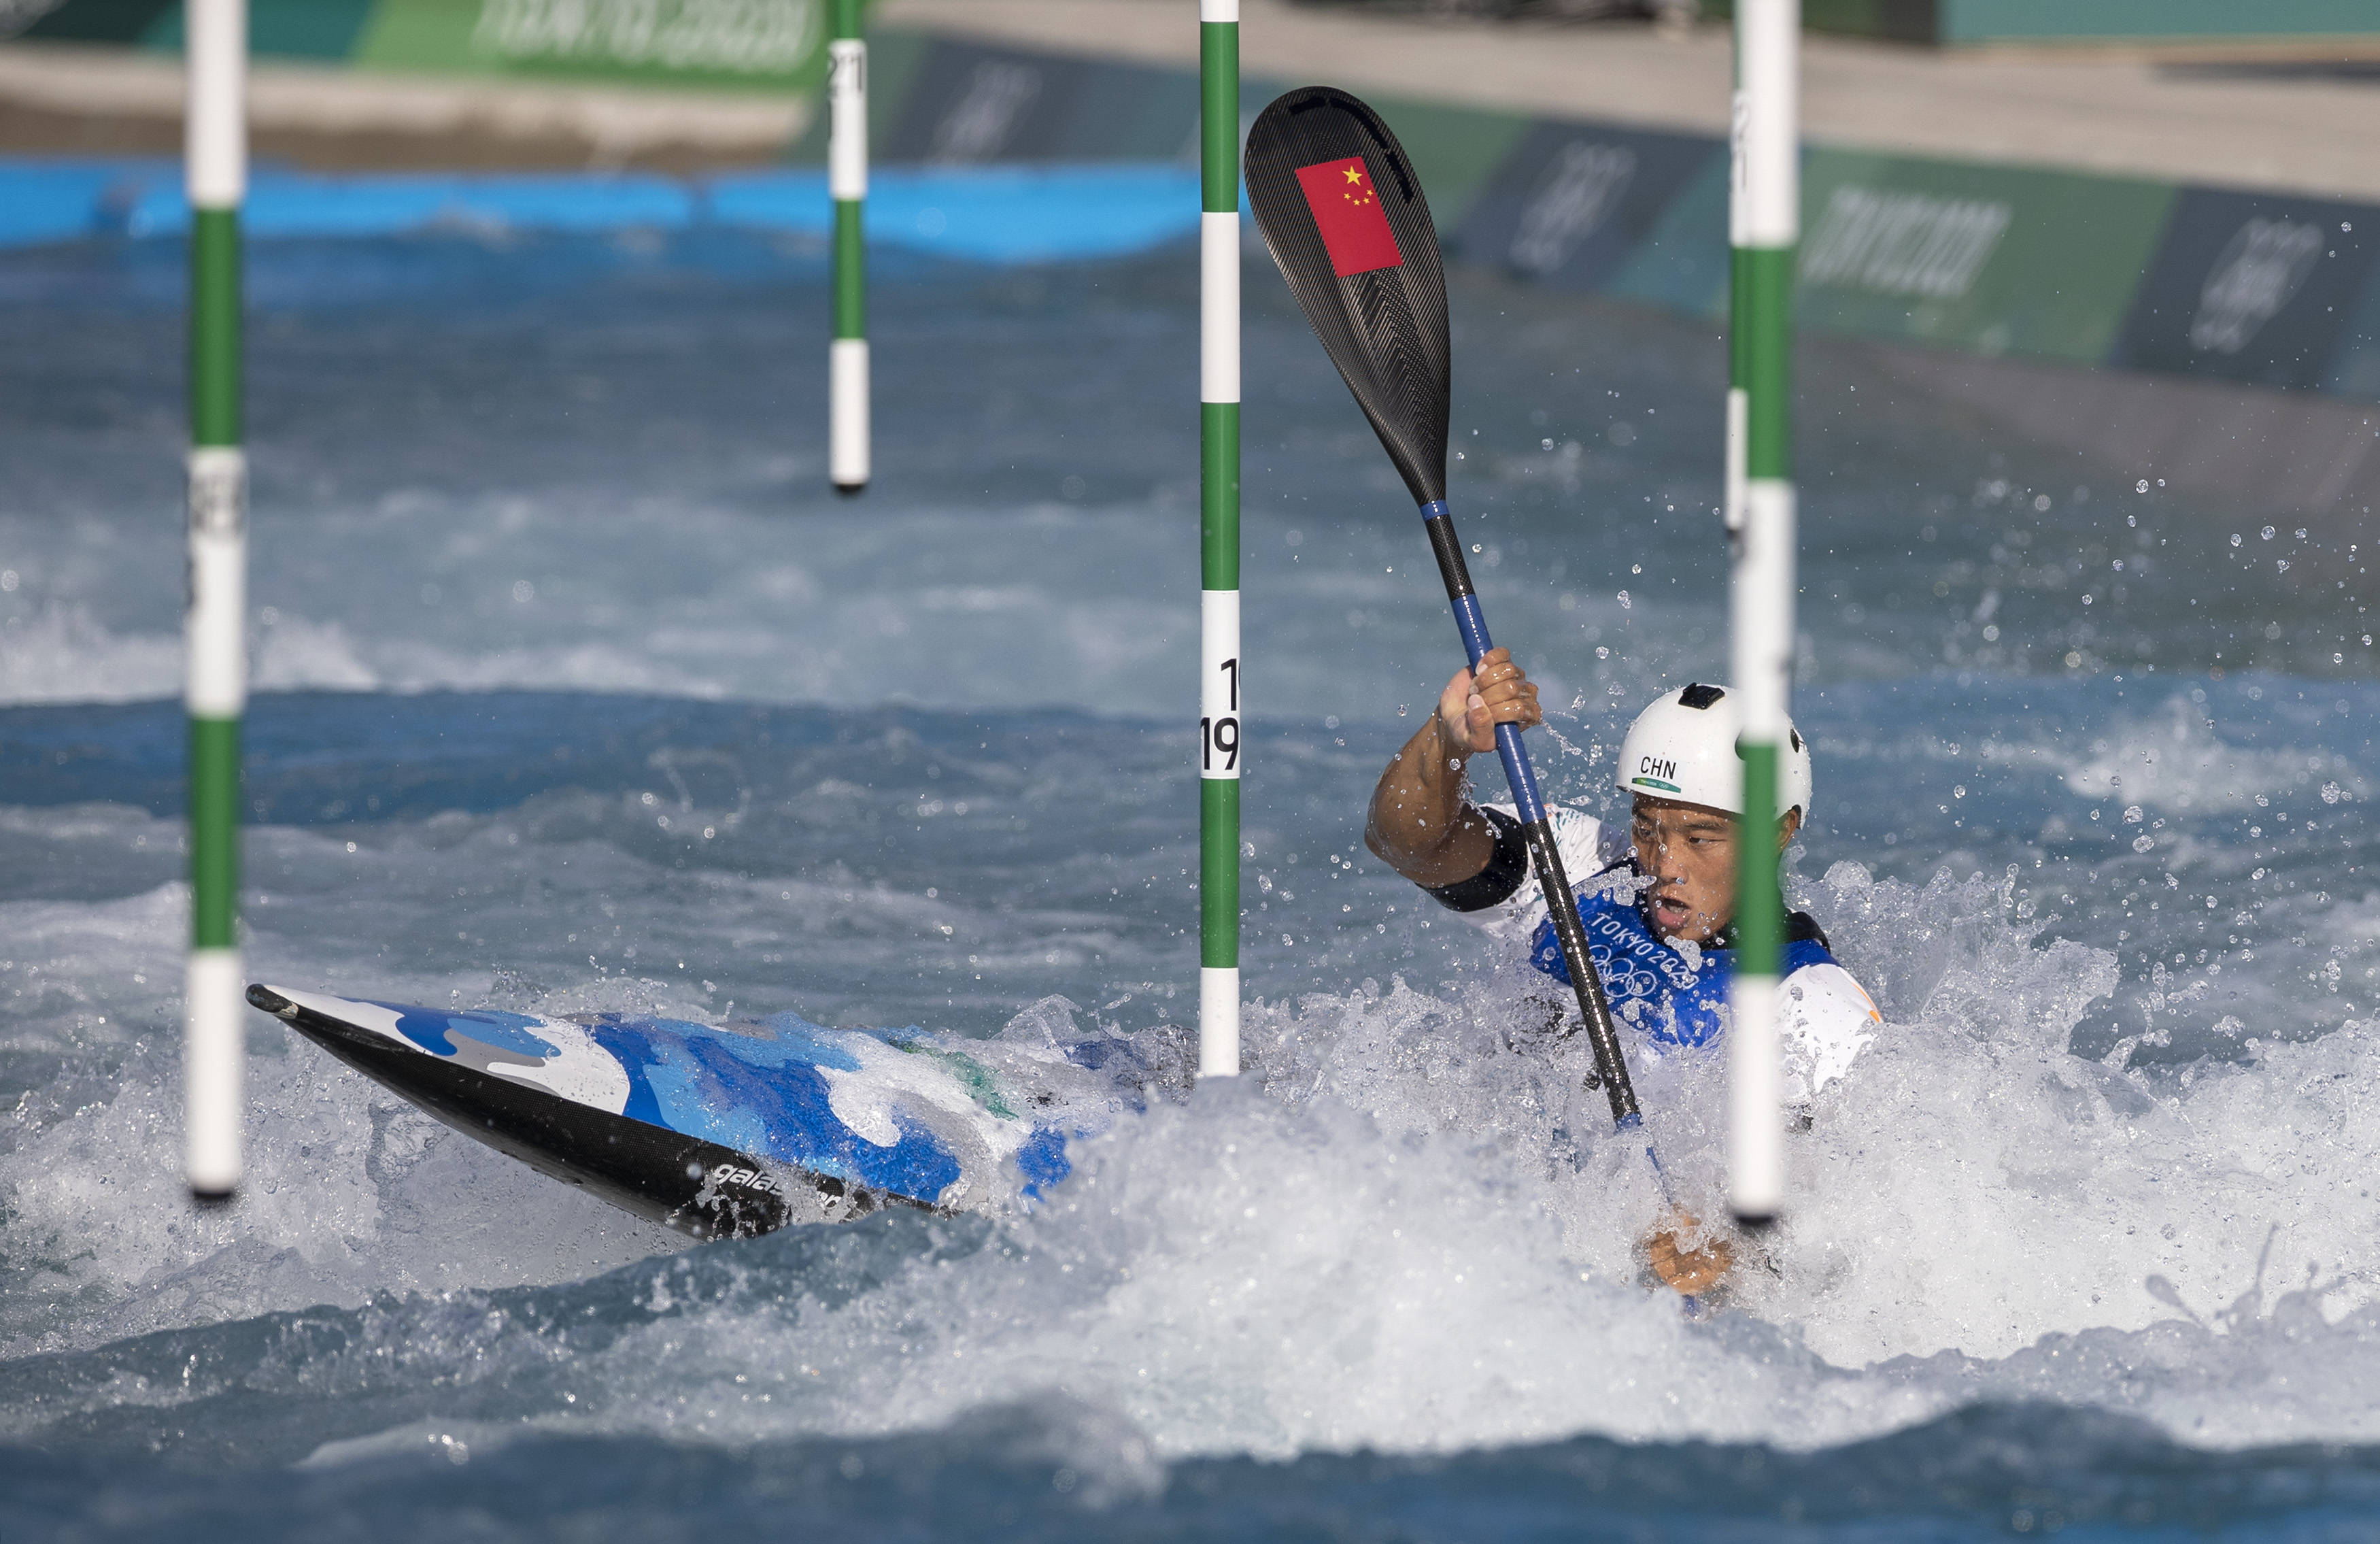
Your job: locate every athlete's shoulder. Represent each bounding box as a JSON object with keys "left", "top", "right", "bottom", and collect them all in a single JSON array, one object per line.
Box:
[
  {"left": 1542, "top": 803, "right": 1609, "bottom": 877},
  {"left": 1484, "top": 801, "right": 1620, "bottom": 879},
  {"left": 1436, "top": 801, "right": 1622, "bottom": 938},
  {"left": 1777, "top": 959, "right": 1880, "bottom": 1101}
]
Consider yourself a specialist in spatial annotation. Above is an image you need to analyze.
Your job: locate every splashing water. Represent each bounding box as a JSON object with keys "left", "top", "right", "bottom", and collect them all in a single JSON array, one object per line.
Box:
[{"left": 3, "top": 231, "right": 2378, "bottom": 1536}]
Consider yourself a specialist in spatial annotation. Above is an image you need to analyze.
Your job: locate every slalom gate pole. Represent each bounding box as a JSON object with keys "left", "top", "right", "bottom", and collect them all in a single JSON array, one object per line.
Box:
[
  {"left": 1197, "top": 0, "right": 1242, "bottom": 1079},
  {"left": 184, "top": 0, "right": 247, "bottom": 1205},
  {"left": 1727, "top": 0, "right": 1798, "bottom": 1230},
  {"left": 828, "top": 0, "right": 869, "bottom": 494}
]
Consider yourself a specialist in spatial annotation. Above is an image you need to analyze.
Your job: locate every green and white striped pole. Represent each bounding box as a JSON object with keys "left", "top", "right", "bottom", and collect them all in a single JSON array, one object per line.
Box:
[
  {"left": 184, "top": 0, "right": 247, "bottom": 1205},
  {"left": 1727, "top": 0, "right": 1797, "bottom": 1228},
  {"left": 1197, "top": 0, "right": 1240, "bottom": 1079},
  {"left": 828, "top": 0, "right": 868, "bottom": 494}
]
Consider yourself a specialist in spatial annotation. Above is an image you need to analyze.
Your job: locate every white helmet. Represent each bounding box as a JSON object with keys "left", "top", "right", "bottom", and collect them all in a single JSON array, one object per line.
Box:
[{"left": 1614, "top": 683, "right": 1813, "bottom": 819}]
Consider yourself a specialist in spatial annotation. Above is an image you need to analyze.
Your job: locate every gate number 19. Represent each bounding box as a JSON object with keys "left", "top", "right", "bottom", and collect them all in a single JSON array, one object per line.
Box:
[{"left": 1202, "top": 657, "right": 1239, "bottom": 772}]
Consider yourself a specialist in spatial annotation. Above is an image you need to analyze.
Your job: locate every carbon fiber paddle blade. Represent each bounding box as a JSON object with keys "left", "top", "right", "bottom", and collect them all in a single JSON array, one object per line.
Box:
[{"left": 1246, "top": 86, "right": 1450, "bottom": 507}]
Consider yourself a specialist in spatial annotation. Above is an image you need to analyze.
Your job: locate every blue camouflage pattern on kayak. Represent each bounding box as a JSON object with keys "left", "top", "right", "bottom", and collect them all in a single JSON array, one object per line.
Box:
[{"left": 266, "top": 986, "right": 1070, "bottom": 1211}]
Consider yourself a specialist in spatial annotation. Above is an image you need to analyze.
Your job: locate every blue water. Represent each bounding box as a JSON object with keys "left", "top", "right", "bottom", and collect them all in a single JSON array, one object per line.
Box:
[
  {"left": 3, "top": 222, "right": 2378, "bottom": 1539},
  {"left": 0, "top": 156, "right": 1206, "bottom": 263}
]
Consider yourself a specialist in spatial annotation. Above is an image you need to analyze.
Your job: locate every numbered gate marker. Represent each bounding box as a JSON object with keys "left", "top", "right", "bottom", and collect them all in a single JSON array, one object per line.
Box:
[{"left": 1197, "top": 0, "right": 1241, "bottom": 1079}]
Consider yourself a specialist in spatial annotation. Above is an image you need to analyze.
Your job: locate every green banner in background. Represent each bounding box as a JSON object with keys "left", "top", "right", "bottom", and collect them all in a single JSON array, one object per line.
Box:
[
  {"left": 10, "top": 0, "right": 838, "bottom": 90},
  {"left": 1603, "top": 141, "right": 2190, "bottom": 370},
  {"left": 1792, "top": 150, "right": 2175, "bottom": 365},
  {"left": 357, "top": 0, "right": 833, "bottom": 93}
]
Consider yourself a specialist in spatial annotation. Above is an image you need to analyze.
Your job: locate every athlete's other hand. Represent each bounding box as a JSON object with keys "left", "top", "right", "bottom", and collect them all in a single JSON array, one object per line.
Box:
[
  {"left": 1435, "top": 648, "right": 1540, "bottom": 758},
  {"left": 1644, "top": 1211, "right": 1734, "bottom": 1296}
]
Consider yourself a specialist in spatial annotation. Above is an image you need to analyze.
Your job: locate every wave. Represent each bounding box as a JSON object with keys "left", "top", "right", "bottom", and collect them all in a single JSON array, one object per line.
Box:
[{"left": 7, "top": 866, "right": 2379, "bottom": 1469}]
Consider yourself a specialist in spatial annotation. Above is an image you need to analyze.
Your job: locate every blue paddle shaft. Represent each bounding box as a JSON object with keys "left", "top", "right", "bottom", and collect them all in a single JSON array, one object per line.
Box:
[
  {"left": 1445, "top": 591, "right": 1548, "bottom": 826},
  {"left": 1425, "top": 499, "right": 1553, "bottom": 826},
  {"left": 1419, "top": 501, "right": 1640, "bottom": 1127}
]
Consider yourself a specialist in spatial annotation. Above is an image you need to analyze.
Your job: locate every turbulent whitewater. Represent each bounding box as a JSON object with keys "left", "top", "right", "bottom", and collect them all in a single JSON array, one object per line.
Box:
[{"left": 1, "top": 229, "right": 2375, "bottom": 1537}]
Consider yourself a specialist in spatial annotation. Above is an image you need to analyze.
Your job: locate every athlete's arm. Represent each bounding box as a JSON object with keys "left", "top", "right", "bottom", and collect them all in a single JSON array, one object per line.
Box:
[{"left": 1364, "top": 648, "right": 1541, "bottom": 888}]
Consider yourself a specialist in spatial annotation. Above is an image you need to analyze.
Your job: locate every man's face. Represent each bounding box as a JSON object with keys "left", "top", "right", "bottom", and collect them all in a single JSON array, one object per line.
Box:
[
  {"left": 1629, "top": 794, "right": 1804, "bottom": 944},
  {"left": 1629, "top": 795, "right": 1740, "bottom": 944}
]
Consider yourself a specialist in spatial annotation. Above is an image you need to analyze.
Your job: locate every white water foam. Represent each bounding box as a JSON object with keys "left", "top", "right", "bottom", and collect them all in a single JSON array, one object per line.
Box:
[{"left": 8, "top": 864, "right": 2380, "bottom": 1462}]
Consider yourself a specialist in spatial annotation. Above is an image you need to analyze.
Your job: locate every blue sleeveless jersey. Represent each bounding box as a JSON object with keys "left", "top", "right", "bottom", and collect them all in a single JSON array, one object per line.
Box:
[{"left": 1528, "top": 882, "right": 1838, "bottom": 1050}]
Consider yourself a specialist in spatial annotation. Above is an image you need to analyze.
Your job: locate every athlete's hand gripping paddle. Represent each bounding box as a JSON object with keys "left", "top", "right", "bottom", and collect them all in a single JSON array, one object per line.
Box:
[{"left": 1244, "top": 86, "right": 1642, "bottom": 1132}]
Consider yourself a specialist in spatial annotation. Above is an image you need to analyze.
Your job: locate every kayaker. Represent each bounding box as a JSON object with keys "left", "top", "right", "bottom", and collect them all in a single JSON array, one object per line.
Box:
[{"left": 1365, "top": 650, "right": 1880, "bottom": 1295}]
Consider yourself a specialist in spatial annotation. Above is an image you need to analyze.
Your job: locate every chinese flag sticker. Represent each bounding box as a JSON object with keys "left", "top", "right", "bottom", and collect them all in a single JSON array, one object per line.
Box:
[{"left": 1295, "top": 156, "right": 1404, "bottom": 278}]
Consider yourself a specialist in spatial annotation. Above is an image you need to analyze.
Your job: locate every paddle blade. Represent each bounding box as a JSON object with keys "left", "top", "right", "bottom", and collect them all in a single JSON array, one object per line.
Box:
[{"left": 1246, "top": 86, "right": 1451, "bottom": 507}]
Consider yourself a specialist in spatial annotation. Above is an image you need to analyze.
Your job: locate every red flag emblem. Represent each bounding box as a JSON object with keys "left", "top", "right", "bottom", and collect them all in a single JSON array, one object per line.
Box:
[{"left": 1295, "top": 156, "right": 1403, "bottom": 278}]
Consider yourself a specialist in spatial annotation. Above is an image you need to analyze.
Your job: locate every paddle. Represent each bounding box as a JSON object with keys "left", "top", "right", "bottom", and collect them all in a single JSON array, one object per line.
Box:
[{"left": 1244, "top": 86, "right": 1642, "bottom": 1132}]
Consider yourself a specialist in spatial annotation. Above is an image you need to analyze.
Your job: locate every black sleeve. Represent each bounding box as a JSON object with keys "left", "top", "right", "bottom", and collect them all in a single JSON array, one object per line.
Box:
[{"left": 1421, "top": 805, "right": 1531, "bottom": 913}]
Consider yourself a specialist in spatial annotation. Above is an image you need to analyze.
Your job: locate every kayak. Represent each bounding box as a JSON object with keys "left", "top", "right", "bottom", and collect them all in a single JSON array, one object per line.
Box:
[{"left": 249, "top": 984, "right": 1087, "bottom": 1239}]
